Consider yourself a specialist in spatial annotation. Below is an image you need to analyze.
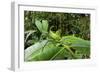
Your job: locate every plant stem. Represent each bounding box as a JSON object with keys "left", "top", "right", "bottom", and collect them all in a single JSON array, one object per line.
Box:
[
  {"left": 62, "top": 44, "right": 76, "bottom": 59},
  {"left": 50, "top": 48, "right": 65, "bottom": 60},
  {"left": 41, "top": 40, "right": 48, "bottom": 52}
]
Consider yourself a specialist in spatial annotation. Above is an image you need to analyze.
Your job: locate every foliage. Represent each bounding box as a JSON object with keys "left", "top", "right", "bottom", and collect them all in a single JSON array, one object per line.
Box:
[{"left": 24, "top": 11, "right": 90, "bottom": 61}]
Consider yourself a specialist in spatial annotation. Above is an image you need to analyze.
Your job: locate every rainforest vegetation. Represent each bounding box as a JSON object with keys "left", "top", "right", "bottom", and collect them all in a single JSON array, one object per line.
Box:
[{"left": 24, "top": 11, "right": 90, "bottom": 61}]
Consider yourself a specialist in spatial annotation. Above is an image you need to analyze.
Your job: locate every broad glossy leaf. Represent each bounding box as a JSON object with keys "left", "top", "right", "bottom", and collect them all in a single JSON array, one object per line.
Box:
[
  {"left": 60, "top": 36, "right": 90, "bottom": 58},
  {"left": 25, "top": 41, "right": 71, "bottom": 61},
  {"left": 25, "top": 40, "right": 48, "bottom": 61},
  {"left": 25, "top": 42, "right": 58, "bottom": 61},
  {"left": 54, "top": 48, "right": 73, "bottom": 59},
  {"left": 60, "top": 36, "right": 90, "bottom": 48}
]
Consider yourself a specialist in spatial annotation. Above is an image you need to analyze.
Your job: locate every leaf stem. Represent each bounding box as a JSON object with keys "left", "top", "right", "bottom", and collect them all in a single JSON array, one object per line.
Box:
[
  {"left": 50, "top": 48, "right": 65, "bottom": 60},
  {"left": 62, "top": 44, "right": 76, "bottom": 59}
]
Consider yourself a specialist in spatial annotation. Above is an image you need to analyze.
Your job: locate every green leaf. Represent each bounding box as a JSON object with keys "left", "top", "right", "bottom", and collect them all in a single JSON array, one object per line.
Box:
[
  {"left": 35, "top": 20, "right": 48, "bottom": 33},
  {"left": 55, "top": 48, "right": 74, "bottom": 59},
  {"left": 25, "top": 35, "right": 90, "bottom": 61},
  {"left": 35, "top": 20, "right": 43, "bottom": 32},
  {"left": 25, "top": 41, "right": 70, "bottom": 61},
  {"left": 60, "top": 36, "right": 90, "bottom": 58},
  {"left": 25, "top": 40, "right": 48, "bottom": 61},
  {"left": 56, "top": 29, "right": 61, "bottom": 36},
  {"left": 49, "top": 30, "right": 61, "bottom": 40},
  {"left": 42, "top": 20, "right": 48, "bottom": 32},
  {"left": 25, "top": 42, "right": 58, "bottom": 61},
  {"left": 60, "top": 36, "right": 90, "bottom": 48}
]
